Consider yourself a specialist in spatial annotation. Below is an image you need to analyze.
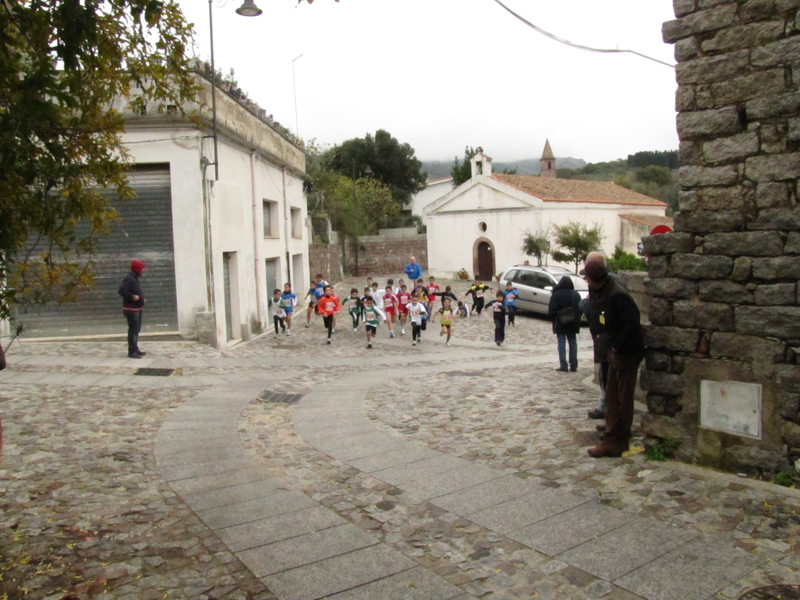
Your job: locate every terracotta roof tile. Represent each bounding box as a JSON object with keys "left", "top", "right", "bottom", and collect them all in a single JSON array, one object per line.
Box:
[
  {"left": 620, "top": 214, "right": 675, "bottom": 228},
  {"left": 492, "top": 174, "right": 667, "bottom": 207}
]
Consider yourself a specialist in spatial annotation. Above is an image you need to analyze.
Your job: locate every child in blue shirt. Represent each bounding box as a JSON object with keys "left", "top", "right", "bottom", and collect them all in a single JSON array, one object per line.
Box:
[
  {"left": 503, "top": 281, "right": 519, "bottom": 326},
  {"left": 281, "top": 283, "right": 297, "bottom": 335}
]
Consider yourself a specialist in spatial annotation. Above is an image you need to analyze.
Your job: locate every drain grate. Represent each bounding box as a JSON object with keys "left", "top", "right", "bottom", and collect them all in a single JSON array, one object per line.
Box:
[
  {"left": 740, "top": 585, "right": 800, "bottom": 599},
  {"left": 258, "top": 390, "right": 304, "bottom": 404},
  {"left": 134, "top": 368, "right": 175, "bottom": 377}
]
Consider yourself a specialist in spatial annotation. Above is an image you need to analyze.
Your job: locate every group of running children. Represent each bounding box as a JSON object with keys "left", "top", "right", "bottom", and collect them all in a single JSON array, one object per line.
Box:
[{"left": 269, "top": 274, "right": 521, "bottom": 349}]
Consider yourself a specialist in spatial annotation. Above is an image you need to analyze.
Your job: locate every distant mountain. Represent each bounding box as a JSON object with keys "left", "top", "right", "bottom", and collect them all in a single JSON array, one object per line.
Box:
[{"left": 421, "top": 157, "right": 587, "bottom": 180}]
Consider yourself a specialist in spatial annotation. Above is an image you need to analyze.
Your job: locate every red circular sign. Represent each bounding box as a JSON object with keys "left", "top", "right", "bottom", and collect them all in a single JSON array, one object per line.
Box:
[{"left": 650, "top": 225, "right": 673, "bottom": 235}]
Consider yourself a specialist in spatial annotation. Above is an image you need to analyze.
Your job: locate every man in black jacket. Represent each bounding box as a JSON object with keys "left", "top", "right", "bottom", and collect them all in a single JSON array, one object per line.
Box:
[
  {"left": 583, "top": 259, "right": 644, "bottom": 458},
  {"left": 118, "top": 260, "right": 146, "bottom": 358}
]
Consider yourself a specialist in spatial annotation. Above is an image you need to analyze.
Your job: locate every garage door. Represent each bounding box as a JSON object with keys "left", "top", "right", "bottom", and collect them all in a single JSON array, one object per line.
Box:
[{"left": 14, "top": 164, "right": 179, "bottom": 338}]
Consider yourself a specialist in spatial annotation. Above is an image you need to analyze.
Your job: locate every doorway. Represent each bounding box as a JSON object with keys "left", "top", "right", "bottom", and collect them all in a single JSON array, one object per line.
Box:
[{"left": 477, "top": 241, "right": 494, "bottom": 281}]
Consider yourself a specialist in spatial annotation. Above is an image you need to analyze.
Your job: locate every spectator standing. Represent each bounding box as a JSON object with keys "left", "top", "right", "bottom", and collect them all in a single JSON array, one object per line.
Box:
[
  {"left": 404, "top": 256, "right": 422, "bottom": 282},
  {"left": 118, "top": 260, "right": 146, "bottom": 358},
  {"left": 548, "top": 276, "right": 581, "bottom": 372}
]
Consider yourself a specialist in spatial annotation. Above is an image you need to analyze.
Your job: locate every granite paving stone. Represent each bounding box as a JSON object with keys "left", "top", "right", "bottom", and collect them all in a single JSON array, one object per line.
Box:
[
  {"left": 181, "top": 478, "right": 292, "bottom": 511},
  {"left": 468, "top": 488, "right": 589, "bottom": 533},
  {"left": 197, "top": 489, "right": 318, "bottom": 530},
  {"left": 325, "top": 566, "right": 464, "bottom": 600},
  {"left": 430, "top": 474, "right": 542, "bottom": 515},
  {"left": 398, "top": 462, "right": 506, "bottom": 499}
]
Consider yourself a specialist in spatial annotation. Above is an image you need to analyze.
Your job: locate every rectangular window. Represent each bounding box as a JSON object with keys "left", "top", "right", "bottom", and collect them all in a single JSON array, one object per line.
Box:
[
  {"left": 291, "top": 207, "right": 302, "bottom": 239},
  {"left": 263, "top": 201, "right": 277, "bottom": 237}
]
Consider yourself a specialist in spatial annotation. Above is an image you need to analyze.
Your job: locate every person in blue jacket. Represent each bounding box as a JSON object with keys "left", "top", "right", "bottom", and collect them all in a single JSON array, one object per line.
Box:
[
  {"left": 502, "top": 281, "right": 519, "bottom": 326},
  {"left": 404, "top": 256, "right": 422, "bottom": 282}
]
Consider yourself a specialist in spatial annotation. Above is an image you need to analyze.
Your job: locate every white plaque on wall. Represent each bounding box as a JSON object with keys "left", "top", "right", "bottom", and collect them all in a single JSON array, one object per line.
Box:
[{"left": 699, "top": 380, "right": 762, "bottom": 439}]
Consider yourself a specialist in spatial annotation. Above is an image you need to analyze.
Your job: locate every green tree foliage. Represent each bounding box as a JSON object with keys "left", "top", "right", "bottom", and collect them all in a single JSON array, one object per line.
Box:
[
  {"left": 0, "top": 0, "right": 198, "bottom": 319},
  {"left": 607, "top": 246, "right": 647, "bottom": 273},
  {"left": 521, "top": 230, "right": 550, "bottom": 266},
  {"left": 635, "top": 165, "right": 673, "bottom": 187},
  {"left": 550, "top": 222, "right": 605, "bottom": 273},
  {"left": 627, "top": 150, "right": 678, "bottom": 170},
  {"left": 450, "top": 146, "right": 478, "bottom": 186},
  {"left": 326, "top": 129, "right": 427, "bottom": 207}
]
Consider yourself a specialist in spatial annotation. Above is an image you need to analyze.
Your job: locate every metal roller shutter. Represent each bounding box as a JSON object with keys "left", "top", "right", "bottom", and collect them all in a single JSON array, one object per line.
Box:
[{"left": 15, "top": 164, "right": 179, "bottom": 338}]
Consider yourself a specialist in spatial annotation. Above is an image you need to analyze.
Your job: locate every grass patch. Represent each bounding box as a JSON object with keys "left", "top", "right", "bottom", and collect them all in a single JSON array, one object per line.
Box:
[{"left": 646, "top": 437, "right": 679, "bottom": 462}]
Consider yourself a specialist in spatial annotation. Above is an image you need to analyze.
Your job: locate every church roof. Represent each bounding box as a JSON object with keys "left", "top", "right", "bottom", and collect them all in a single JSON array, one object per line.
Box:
[
  {"left": 492, "top": 173, "right": 667, "bottom": 207},
  {"left": 541, "top": 139, "right": 555, "bottom": 160}
]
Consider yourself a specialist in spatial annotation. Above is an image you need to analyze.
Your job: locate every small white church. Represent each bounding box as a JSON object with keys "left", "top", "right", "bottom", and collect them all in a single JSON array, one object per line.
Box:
[{"left": 423, "top": 142, "right": 668, "bottom": 279}]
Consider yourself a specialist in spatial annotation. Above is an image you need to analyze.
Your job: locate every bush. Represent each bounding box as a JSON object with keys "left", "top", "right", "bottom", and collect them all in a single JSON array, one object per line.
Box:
[
  {"left": 608, "top": 246, "right": 647, "bottom": 273},
  {"left": 646, "top": 437, "right": 679, "bottom": 461}
]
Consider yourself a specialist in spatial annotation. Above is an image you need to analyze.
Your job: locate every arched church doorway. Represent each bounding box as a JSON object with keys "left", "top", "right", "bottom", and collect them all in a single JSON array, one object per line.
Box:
[{"left": 477, "top": 241, "right": 494, "bottom": 281}]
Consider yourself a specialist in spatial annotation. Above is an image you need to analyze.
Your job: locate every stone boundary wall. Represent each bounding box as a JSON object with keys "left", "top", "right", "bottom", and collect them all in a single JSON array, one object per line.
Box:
[
  {"left": 641, "top": 0, "right": 800, "bottom": 473},
  {"left": 310, "top": 234, "right": 428, "bottom": 283}
]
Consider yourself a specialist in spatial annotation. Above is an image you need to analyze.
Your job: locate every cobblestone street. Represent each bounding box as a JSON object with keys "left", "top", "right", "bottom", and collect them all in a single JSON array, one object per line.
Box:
[{"left": 2, "top": 277, "right": 800, "bottom": 600}]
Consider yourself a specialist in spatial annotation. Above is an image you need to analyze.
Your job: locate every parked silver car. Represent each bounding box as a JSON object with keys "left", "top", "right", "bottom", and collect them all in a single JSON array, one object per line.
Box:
[{"left": 498, "top": 265, "right": 589, "bottom": 317}]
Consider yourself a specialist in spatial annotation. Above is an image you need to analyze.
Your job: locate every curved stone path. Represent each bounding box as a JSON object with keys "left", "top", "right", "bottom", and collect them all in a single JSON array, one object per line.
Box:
[{"left": 155, "top": 348, "right": 765, "bottom": 600}]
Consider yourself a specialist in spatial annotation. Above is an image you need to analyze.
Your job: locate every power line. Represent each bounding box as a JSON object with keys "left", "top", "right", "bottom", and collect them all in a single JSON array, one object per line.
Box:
[{"left": 490, "top": 0, "right": 675, "bottom": 69}]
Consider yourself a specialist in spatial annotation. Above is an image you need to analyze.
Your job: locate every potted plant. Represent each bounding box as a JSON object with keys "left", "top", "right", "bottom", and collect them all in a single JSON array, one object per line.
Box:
[{"left": 457, "top": 268, "right": 469, "bottom": 280}]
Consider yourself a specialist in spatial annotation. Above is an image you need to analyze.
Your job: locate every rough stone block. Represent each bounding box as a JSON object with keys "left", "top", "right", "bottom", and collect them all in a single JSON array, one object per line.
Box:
[
  {"left": 710, "top": 332, "right": 786, "bottom": 361},
  {"left": 646, "top": 349, "right": 673, "bottom": 372},
  {"left": 640, "top": 370, "right": 685, "bottom": 394},
  {"left": 698, "top": 280, "right": 753, "bottom": 304},
  {"left": 699, "top": 186, "right": 748, "bottom": 211},
  {"left": 642, "top": 232, "right": 695, "bottom": 255},
  {"left": 671, "top": 254, "right": 733, "bottom": 279},
  {"left": 755, "top": 283, "right": 797, "bottom": 305},
  {"left": 674, "top": 0, "right": 697, "bottom": 17},
  {"left": 670, "top": 6, "right": 740, "bottom": 43},
  {"left": 755, "top": 182, "right": 791, "bottom": 208},
  {"left": 782, "top": 420, "right": 800, "bottom": 446},
  {"left": 759, "top": 122, "right": 789, "bottom": 155},
  {"left": 701, "top": 21, "right": 784, "bottom": 52},
  {"left": 785, "top": 232, "right": 800, "bottom": 254},
  {"left": 676, "top": 85, "right": 697, "bottom": 111},
  {"left": 679, "top": 140, "right": 705, "bottom": 165},
  {"left": 679, "top": 191, "right": 698, "bottom": 211},
  {"left": 724, "top": 445, "right": 788, "bottom": 472},
  {"left": 711, "top": 70, "right": 786, "bottom": 107},
  {"left": 644, "top": 325, "right": 701, "bottom": 351},
  {"left": 648, "top": 297, "right": 672, "bottom": 326},
  {"left": 675, "top": 38, "right": 701, "bottom": 63},
  {"left": 647, "top": 256, "right": 669, "bottom": 278},
  {"left": 776, "top": 0, "right": 800, "bottom": 9},
  {"left": 731, "top": 256, "right": 752, "bottom": 281},
  {"left": 663, "top": 19, "right": 693, "bottom": 43},
  {"left": 703, "top": 231, "right": 784, "bottom": 256},
  {"left": 673, "top": 300, "right": 735, "bottom": 331},
  {"left": 751, "top": 37, "right": 800, "bottom": 67},
  {"left": 746, "top": 91, "right": 800, "bottom": 119},
  {"left": 745, "top": 153, "right": 800, "bottom": 182},
  {"left": 740, "top": 0, "right": 780, "bottom": 22},
  {"left": 777, "top": 365, "right": 800, "bottom": 391},
  {"left": 752, "top": 256, "right": 800, "bottom": 279},
  {"left": 703, "top": 132, "right": 760, "bottom": 164},
  {"left": 644, "top": 277, "right": 698, "bottom": 299},
  {"left": 778, "top": 391, "right": 800, "bottom": 422},
  {"left": 749, "top": 206, "right": 800, "bottom": 230},
  {"left": 677, "top": 108, "right": 742, "bottom": 140},
  {"left": 674, "top": 210, "right": 745, "bottom": 232},
  {"left": 677, "top": 48, "right": 750, "bottom": 84},
  {"left": 736, "top": 306, "right": 800, "bottom": 338},
  {"left": 789, "top": 117, "right": 800, "bottom": 142},
  {"left": 641, "top": 414, "right": 693, "bottom": 444}
]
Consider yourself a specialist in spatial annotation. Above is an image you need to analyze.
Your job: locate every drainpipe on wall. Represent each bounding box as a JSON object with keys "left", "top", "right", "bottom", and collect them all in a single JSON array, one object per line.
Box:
[
  {"left": 282, "top": 166, "right": 291, "bottom": 285},
  {"left": 250, "top": 153, "right": 264, "bottom": 329}
]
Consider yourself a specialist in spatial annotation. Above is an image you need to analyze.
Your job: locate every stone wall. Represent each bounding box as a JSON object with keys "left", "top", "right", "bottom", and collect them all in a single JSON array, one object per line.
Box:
[
  {"left": 309, "top": 233, "right": 428, "bottom": 283},
  {"left": 641, "top": 0, "right": 800, "bottom": 473}
]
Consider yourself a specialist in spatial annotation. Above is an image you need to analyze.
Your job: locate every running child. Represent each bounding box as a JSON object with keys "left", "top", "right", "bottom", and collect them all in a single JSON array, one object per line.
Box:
[
  {"left": 362, "top": 296, "right": 386, "bottom": 349},
  {"left": 317, "top": 286, "right": 341, "bottom": 345},
  {"left": 456, "top": 301, "right": 469, "bottom": 318},
  {"left": 344, "top": 288, "right": 362, "bottom": 331},
  {"left": 394, "top": 279, "right": 405, "bottom": 295},
  {"left": 397, "top": 284, "right": 411, "bottom": 335},
  {"left": 465, "top": 277, "right": 492, "bottom": 316},
  {"left": 433, "top": 297, "right": 456, "bottom": 347},
  {"left": 407, "top": 296, "right": 428, "bottom": 346},
  {"left": 281, "top": 283, "right": 297, "bottom": 335},
  {"left": 305, "top": 279, "right": 323, "bottom": 327},
  {"left": 371, "top": 282, "right": 385, "bottom": 309},
  {"left": 425, "top": 276, "right": 440, "bottom": 314},
  {"left": 434, "top": 285, "right": 458, "bottom": 307},
  {"left": 268, "top": 288, "right": 286, "bottom": 338},
  {"left": 485, "top": 291, "right": 508, "bottom": 346},
  {"left": 382, "top": 285, "right": 399, "bottom": 338},
  {"left": 503, "top": 281, "right": 519, "bottom": 326}
]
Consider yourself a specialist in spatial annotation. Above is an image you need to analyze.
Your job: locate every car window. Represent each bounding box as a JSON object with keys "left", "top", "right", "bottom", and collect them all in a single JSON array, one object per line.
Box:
[
  {"left": 517, "top": 272, "right": 538, "bottom": 287},
  {"left": 505, "top": 270, "right": 519, "bottom": 283},
  {"left": 531, "top": 274, "right": 552, "bottom": 289}
]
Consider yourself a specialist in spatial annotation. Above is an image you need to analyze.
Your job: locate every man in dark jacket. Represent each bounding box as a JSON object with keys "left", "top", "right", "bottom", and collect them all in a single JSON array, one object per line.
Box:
[
  {"left": 583, "top": 259, "right": 644, "bottom": 458},
  {"left": 119, "top": 260, "right": 146, "bottom": 358},
  {"left": 548, "top": 276, "right": 581, "bottom": 372}
]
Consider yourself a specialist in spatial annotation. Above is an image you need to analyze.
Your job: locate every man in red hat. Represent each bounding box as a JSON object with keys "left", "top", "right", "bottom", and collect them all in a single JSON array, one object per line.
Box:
[{"left": 118, "top": 260, "right": 147, "bottom": 358}]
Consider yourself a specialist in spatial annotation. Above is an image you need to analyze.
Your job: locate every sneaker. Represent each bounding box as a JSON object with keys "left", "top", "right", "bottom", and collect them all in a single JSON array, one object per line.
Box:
[
  {"left": 305, "top": 323, "right": 310, "bottom": 328},
  {"left": 390, "top": 331, "right": 395, "bottom": 338},
  {"left": 555, "top": 367, "right": 568, "bottom": 372},
  {"left": 135, "top": 349, "right": 147, "bottom": 356},
  {"left": 366, "top": 343, "right": 372, "bottom": 349},
  {"left": 286, "top": 330, "right": 291, "bottom": 336},
  {"left": 332, "top": 329, "right": 336, "bottom": 334},
  {"left": 274, "top": 334, "right": 280, "bottom": 339},
  {"left": 412, "top": 341, "right": 417, "bottom": 346},
  {"left": 128, "top": 352, "right": 143, "bottom": 359},
  {"left": 354, "top": 327, "right": 357, "bottom": 332},
  {"left": 327, "top": 339, "right": 331, "bottom": 345},
  {"left": 440, "top": 329, "right": 444, "bottom": 337},
  {"left": 446, "top": 342, "right": 450, "bottom": 347},
  {"left": 496, "top": 341, "right": 501, "bottom": 346},
  {"left": 401, "top": 328, "right": 405, "bottom": 335},
  {"left": 587, "top": 408, "right": 605, "bottom": 419}
]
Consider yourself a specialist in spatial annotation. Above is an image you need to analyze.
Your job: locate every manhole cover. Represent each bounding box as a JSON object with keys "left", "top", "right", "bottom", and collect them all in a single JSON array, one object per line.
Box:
[
  {"left": 133, "top": 368, "right": 174, "bottom": 377},
  {"left": 258, "top": 390, "right": 304, "bottom": 404},
  {"left": 740, "top": 585, "right": 800, "bottom": 599}
]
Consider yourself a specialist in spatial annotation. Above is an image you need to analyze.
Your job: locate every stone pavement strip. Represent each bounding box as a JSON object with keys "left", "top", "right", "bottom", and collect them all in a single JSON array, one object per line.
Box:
[{"left": 3, "top": 277, "right": 800, "bottom": 599}]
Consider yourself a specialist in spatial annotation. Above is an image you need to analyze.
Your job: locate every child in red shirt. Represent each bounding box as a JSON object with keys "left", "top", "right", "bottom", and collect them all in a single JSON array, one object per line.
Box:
[{"left": 316, "top": 286, "right": 341, "bottom": 345}]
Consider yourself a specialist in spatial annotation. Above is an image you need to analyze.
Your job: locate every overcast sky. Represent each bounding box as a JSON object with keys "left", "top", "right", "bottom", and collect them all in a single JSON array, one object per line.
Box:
[{"left": 177, "top": 0, "right": 679, "bottom": 165}]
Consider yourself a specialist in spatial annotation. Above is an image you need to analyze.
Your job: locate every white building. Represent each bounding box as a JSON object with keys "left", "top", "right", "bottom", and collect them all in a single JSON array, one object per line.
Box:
[
  {"left": 14, "top": 75, "right": 309, "bottom": 348},
  {"left": 424, "top": 147, "right": 667, "bottom": 279},
  {"left": 411, "top": 176, "right": 453, "bottom": 228}
]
